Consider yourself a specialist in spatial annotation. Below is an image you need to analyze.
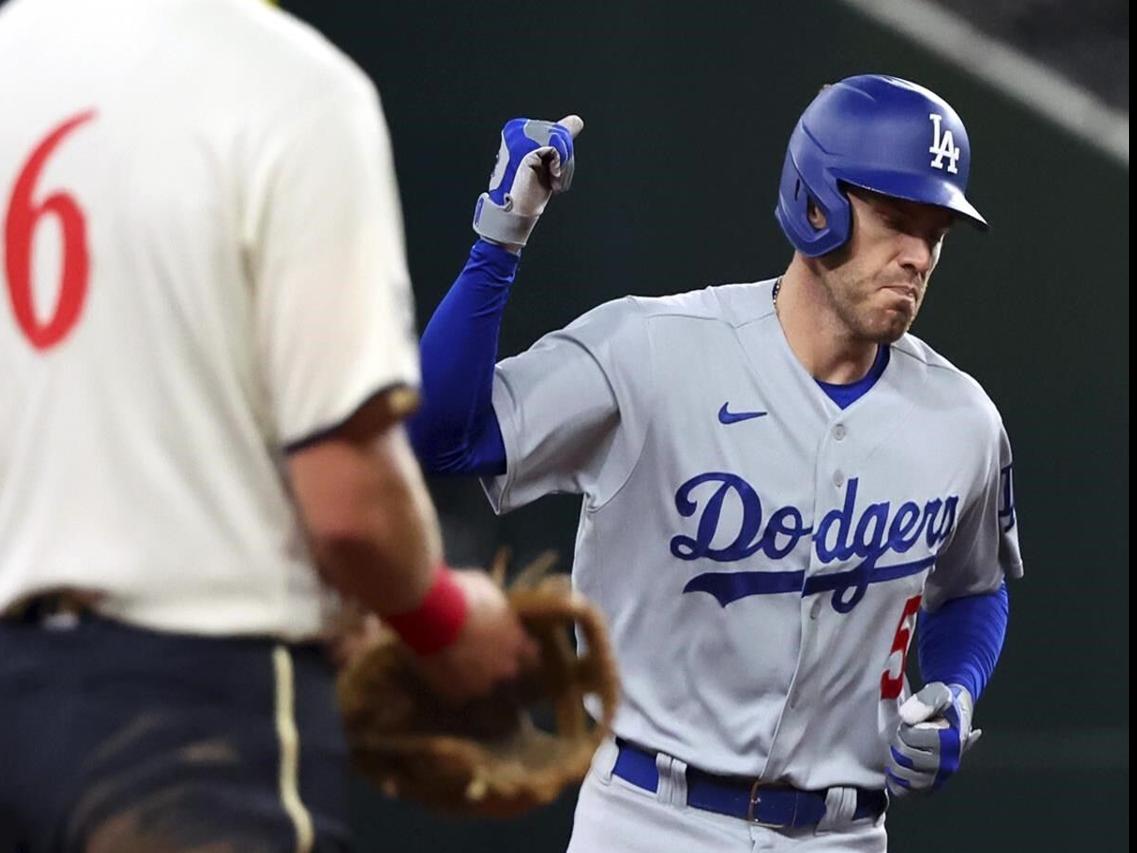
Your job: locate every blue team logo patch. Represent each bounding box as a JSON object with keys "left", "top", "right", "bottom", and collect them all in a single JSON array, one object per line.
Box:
[{"left": 671, "top": 473, "right": 958, "bottom": 612}]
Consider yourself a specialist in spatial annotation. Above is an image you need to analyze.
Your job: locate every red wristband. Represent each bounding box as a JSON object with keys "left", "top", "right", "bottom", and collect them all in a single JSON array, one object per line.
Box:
[{"left": 384, "top": 565, "right": 469, "bottom": 655}]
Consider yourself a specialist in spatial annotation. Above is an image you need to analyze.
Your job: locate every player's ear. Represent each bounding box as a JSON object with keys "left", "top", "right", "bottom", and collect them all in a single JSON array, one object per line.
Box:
[{"left": 806, "top": 199, "right": 827, "bottom": 231}]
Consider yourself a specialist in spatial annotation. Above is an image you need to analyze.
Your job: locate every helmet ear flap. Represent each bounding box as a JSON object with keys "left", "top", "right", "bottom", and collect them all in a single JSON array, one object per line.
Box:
[{"left": 775, "top": 149, "right": 852, "bottom": 258}]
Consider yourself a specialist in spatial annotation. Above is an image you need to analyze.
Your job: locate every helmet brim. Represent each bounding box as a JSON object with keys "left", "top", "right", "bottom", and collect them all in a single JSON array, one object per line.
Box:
[{"left": 833, "top": 168, "right": 989, "bottom": 231}]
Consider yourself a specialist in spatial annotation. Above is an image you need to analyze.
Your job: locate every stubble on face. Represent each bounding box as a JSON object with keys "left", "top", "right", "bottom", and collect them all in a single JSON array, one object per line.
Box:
[
  {"left": 817, "top": 256, "right": 926, "bottom": 344},
  {"left": 813, "top": 190, "right": 949, "bottom": 344}
]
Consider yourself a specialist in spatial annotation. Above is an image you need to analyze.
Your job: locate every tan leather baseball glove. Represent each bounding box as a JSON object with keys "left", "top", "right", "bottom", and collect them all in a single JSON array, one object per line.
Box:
[{"left": 337, "top": 553, "right": 620, "bottom": 817}]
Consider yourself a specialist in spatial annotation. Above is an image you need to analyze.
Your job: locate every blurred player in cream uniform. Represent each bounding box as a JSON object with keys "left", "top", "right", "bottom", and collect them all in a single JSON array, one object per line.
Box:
[{"left": 0, "top": 1, "right": 533, "bottom": 849}]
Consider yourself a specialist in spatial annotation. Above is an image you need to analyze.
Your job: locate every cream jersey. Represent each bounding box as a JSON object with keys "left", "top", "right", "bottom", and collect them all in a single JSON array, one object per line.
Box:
[{"left": 0, "top": 0, "right": 419, "bottom": 639}]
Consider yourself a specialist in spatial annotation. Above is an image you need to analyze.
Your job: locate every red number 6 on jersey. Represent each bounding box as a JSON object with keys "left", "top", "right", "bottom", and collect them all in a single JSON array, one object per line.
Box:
[
  {"left": 880, "top": 593, "right": 922, "bottom": 700},
  {"left": 4, "top": 110, "right": 96, "bottom": 351}
]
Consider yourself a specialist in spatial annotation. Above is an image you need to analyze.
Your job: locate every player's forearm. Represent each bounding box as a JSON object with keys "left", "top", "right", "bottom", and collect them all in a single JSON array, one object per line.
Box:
[
  {"left": 916, "top": 581, "right": 1009, "bottom": 702},
  {"left": 407, "top": 239, "right": 517, "bottom": 475},
  {"left": 290, "top": 424, "right": 445, "bottom": 615}
]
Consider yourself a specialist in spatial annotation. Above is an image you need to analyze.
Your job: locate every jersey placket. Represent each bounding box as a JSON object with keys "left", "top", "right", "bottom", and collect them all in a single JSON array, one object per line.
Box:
[{"left": 757, "top": 414, "right": 855, "bottom": 781}]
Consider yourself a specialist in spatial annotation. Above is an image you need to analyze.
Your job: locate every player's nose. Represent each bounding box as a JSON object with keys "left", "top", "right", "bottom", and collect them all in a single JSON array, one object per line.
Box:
[{"left": 897, "top": 232, "right": 936, "bottom": 278}]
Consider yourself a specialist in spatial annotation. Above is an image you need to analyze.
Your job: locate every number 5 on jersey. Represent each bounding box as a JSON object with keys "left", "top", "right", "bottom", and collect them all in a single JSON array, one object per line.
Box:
[
  {"left": 880, "top": 594, "right": 922, "bottom": 701},
  {"left": 4, "top": 110, "right": 96, "bottom": 351}
]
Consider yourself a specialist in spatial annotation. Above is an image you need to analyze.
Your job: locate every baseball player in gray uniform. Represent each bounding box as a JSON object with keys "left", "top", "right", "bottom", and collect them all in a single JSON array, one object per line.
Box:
[{"left": 409, "top": 75, "right": 1022, "bottom": 851}]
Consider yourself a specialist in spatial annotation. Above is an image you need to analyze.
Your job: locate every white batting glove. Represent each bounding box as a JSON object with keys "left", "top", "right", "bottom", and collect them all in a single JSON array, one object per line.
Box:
[
  {"left": 472, "top": 115, "right": 584, "bottom": 248},
  {"left": 885, "top": 682, "right": 982, "bottom": 798}
]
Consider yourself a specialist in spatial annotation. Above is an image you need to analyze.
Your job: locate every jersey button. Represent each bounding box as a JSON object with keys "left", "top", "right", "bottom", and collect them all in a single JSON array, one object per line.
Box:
[
  {"left": 833, "top": 424, "right": 847, "bottom": 441},
  {"left": 809, "top": 598, "right": 822, "bottom": 620},
  {"left": 833, "top": 470, "right": 845, "bottom": 488}
]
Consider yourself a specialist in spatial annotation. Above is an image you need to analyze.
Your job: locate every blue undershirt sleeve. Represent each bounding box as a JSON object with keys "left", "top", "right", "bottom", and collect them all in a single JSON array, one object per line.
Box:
[
  {"left": 916, "top": 581, "right": 1009, "bottom": 702},
  {"left": 407, "top": 239, "right": 518, "bottom": 476}
]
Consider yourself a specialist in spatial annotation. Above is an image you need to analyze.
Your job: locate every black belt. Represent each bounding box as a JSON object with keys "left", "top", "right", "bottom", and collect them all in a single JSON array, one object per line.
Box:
[
  {"left": 612, "top": 739, "right": 887, "bottom": 828},
  {"left": 1, "top": 591, "right": 96, "bottom": 624}
]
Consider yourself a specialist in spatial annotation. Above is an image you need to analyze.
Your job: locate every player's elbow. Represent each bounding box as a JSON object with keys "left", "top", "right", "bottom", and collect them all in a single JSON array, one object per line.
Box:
[
  {"left": 288, "top": 423, "right": 426, "bottom": 556},
  {"left": 406, "top": 415, "right": 469, "bottom": 475},
  {"left": 305, "top": 526, "right": 391, "bottom": 594},
  {"left": 301, "top": 479, "right": 421, "bottom": 560},
  {"left": 302, "top": 506, "right": 386, "bottom": 563},
  {"left": 290, "top": 440, "right": 441, "bottom": 607},
  {"left": 411, "top": 422, "right": 508, "bottom": 477}
]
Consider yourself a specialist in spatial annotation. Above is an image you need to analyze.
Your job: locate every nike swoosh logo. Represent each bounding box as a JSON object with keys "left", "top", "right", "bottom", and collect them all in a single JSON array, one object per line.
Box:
[{"left": 718, "top": 403, "right": 768, "bottom": 424}]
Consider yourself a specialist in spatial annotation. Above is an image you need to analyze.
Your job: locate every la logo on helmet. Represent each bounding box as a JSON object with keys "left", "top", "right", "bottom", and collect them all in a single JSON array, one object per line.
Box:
[{"left": 928, "top": 113, "right": 961, "bottom": 174}]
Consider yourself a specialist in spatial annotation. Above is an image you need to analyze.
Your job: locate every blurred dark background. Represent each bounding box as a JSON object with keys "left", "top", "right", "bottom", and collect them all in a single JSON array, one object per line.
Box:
[
  {"left": 303, "top": 1, "right": 1125, "bottom": 850},
  {"left": 933, "top": 0, "right": 1128, "bottom": 109}
]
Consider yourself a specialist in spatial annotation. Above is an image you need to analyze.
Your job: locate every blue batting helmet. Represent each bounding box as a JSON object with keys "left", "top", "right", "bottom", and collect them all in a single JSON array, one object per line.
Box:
[{"left": 775, "top": 74, "right": 988, "bottom": 257}]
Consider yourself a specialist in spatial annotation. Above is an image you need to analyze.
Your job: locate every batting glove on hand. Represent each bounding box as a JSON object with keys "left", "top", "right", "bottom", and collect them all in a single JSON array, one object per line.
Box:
[
  {"left": 885, "top": 682, "right": 981, "bottom": 798},
  {"left": 472, "top": 115, "right": 583, "bottom": 249}
]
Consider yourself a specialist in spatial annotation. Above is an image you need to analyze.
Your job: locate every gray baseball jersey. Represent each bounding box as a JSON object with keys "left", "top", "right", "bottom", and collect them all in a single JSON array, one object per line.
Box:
[{"left": 483, "top": 278, "right": 1022, "bottom": 791}]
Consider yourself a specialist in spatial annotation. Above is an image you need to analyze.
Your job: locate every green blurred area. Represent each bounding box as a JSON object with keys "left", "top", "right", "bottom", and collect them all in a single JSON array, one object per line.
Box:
[{"left": 284, "top": 1, "right": 1129, "bottom": 850}]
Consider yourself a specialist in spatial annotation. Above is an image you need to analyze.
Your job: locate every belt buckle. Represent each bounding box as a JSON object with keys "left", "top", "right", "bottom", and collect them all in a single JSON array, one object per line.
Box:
[{"left": 746, "top": 779, "right": 791, "bottom": 829}]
